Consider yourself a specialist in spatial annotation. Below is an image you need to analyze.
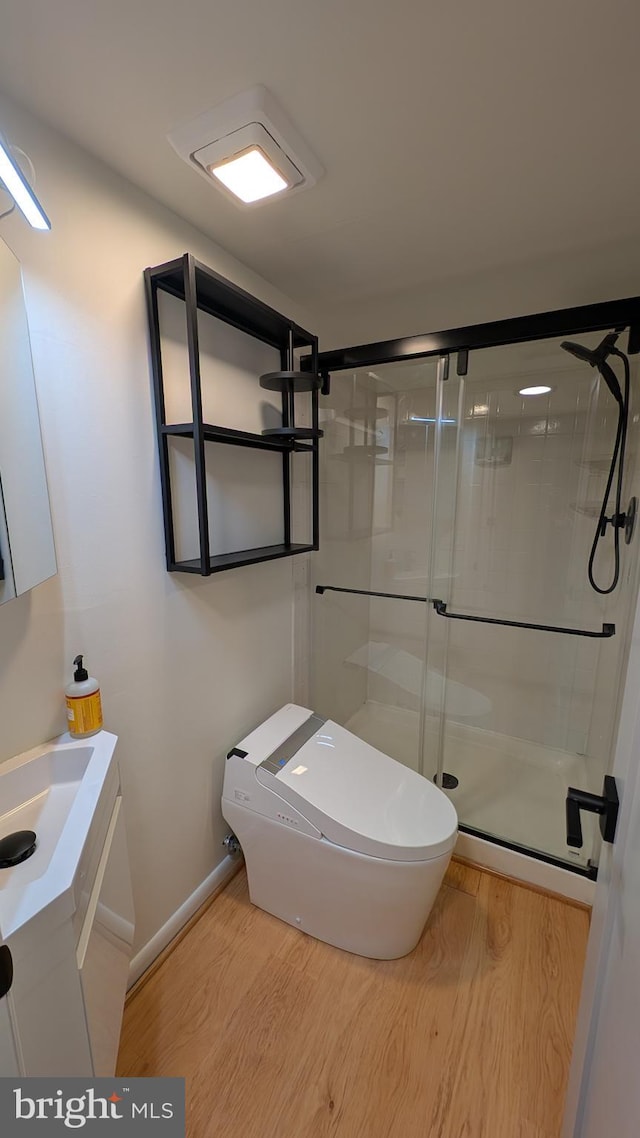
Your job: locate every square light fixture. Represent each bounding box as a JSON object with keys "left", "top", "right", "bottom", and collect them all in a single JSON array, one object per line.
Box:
[
  {"left": 210, "top": 146, "right": 288, "bottom": 204},
  {"left": 168, "top": 86, "right": 323, "bottom": 208},
  {"left": 196, "top": 120, "right": 304, "bottom": 206},
  {"left": 0, "top": 135, "right": 50, "bottom": 230}
]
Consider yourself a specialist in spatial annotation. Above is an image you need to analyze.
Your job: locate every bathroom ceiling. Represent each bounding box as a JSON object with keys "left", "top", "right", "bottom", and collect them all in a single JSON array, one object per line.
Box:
[{"left": 1, "top": 0, "right": 640, "bottom": 310}]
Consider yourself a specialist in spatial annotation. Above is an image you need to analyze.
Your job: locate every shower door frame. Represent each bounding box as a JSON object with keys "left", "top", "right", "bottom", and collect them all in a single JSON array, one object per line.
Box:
[
  {"left": 310, "top": 295, "right": 640, "bottom": 880},
  {"left": 311, "top": 297, "right": 640, "bottom": 378}
]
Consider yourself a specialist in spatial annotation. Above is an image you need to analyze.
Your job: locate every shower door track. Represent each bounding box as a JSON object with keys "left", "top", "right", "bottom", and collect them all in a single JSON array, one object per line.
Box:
[
  {"left": 315, "top": 585, "right": 615, "bottom": 638},
  {"left": 458, "top": 823, "right": 598, "bottom": 880},
  {"left": 307, "top": 295, "right": 640, "bottom": 378}
]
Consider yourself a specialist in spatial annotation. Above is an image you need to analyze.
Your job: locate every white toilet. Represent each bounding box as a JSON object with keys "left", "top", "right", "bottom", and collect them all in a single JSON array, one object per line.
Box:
[{"left": 222, "top": 704, "right": 458, "bottom": 959}]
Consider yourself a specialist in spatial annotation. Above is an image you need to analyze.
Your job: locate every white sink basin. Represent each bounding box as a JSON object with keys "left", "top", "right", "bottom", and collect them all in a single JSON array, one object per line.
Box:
[{"left": 0, "top": 732, "right": 118, "bottom": 941}]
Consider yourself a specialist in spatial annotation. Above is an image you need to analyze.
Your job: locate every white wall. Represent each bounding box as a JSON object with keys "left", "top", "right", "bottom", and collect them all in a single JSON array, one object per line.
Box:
[{"left": 0, "top": 92, "right": 315, "bottom": 955}]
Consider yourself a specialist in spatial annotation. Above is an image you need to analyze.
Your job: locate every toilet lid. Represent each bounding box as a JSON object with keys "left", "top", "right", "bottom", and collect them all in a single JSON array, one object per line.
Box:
[{"left": 258, "top": 719, "right": 458, "bottom": 862}]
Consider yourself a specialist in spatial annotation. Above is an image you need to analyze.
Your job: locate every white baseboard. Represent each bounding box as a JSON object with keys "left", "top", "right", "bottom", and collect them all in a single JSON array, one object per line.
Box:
[
  {"left": 455, "top": 831, "right": 595, "bottom": 906},
  {"left": 128, "top": 855, "right": 239, "bottom": 988}
]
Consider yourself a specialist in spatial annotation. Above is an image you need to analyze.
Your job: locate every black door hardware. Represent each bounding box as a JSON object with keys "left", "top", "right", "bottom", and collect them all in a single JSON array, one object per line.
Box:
[
  {"left": 315, "top": 584, "right": 431, "bottom": 604},
  {"left": 315, "top": 586, "right": 616, "bottom": 638},
  {"left": 0, "top": 945, "right": 13, "bottom": 999},
  {"left": 432, "top": 601, "right": 615, "bottom": 640},
  {"left": 566, "top": 776, "right": 619, "bottom": 849}
]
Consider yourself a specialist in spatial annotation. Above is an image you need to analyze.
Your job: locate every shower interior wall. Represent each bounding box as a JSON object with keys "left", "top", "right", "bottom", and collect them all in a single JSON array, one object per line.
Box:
[{"left": 308, "top": 335, "right": 640, "bottom": 871}]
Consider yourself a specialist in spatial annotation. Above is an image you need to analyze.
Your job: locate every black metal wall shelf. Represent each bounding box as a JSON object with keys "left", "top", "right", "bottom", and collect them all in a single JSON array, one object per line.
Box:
[{"left": 146, "top": 253, "right": 320, "bottom": 575}]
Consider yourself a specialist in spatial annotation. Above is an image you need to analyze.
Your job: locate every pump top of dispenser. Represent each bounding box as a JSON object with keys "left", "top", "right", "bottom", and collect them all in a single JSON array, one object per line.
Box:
[{"left": 73, "top": 655, "right": 89, "bottom": 682}]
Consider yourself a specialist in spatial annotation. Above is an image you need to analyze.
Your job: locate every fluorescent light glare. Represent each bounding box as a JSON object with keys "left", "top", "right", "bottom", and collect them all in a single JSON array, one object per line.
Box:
[
  {"left": 0, "top": 138, "right": 50, "bottom": 230},
  {"left": 210, "top": 146, "right": 288, "bottom": 204},
  {"left": 519, "top": 385, "right": 552, "bottom": 397}
]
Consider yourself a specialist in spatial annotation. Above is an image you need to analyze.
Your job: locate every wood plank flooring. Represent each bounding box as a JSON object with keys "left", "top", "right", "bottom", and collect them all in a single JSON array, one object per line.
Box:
[{"left": 118, "top": 861, "right": 589, "bottom": 1138}]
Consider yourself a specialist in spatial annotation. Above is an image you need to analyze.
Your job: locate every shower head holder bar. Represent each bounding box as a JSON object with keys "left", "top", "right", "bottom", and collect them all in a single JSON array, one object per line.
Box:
[{"left": 315, "top": 585, "right": 615, "bottom": 639}]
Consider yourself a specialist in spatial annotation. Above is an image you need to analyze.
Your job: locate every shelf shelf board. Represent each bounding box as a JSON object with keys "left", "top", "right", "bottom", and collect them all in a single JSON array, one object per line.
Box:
[
  {"left": 163, "top": 422, "right": 311, "bottom": 453},
  {"left": 172, "top": 543, "right": 315, "bottom": 575}
]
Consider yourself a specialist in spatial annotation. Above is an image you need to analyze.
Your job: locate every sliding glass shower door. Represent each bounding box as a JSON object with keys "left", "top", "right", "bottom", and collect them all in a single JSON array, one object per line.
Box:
[
  {"left": 423, "top": 335, "right": 640, "bottom": 871},
  {"left": 312, "top": 358, "right": 439, "bottom": 770},
  {"left": 310, "top": 330, "right": 640, "bottom": 873}
]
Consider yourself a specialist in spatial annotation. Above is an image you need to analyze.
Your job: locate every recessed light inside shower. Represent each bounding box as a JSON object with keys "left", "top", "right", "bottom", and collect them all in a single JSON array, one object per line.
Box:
[
  {"left": 519, "top": 385, "right": 552, "bottom": 396},
  {"left": 408, "top": 415, "right": 457, "bottom": 424}
]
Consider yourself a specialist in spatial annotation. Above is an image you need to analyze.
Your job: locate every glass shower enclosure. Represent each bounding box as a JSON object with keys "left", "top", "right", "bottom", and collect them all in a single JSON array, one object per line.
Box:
[{"left": 309, "top": 301, "right": 640, "bottom": 875}]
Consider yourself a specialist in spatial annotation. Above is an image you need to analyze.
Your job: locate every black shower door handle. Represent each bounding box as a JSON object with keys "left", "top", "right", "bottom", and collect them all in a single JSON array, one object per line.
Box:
[
  {"left": 315, "top": 587, "right": 616, "bottom": 637},
  {"left": 432, "top": 601, "right": 615, "bottom": 639},
  {"left": 566, "top": 776, "right": 619, "bottom": 849}
]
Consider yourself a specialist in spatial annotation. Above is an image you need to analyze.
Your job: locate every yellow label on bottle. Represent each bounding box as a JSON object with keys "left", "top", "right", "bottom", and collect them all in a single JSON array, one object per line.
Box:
[{"left": 66, "top": 690, "right": 103, "bottom": 736}]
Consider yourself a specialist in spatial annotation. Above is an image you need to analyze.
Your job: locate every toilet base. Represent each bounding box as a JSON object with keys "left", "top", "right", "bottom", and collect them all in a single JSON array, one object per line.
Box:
[{"left": 223, "top": 801, "right": 453, "bottom": 959}]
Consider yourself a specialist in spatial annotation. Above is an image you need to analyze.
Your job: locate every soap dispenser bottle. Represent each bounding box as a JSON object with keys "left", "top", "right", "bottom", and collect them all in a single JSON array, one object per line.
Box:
[{"left": 65, "top": 655, "right": 103, "bottom": 738}]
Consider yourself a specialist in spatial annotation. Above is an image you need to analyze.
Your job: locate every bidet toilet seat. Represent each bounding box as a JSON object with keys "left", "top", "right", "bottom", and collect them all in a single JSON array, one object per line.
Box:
[
  {"left": 226, "top": 703, "right": 457, "bottom": 862},
  {"left": 255, "top": 716, "right": 457, "bottom": 862}
]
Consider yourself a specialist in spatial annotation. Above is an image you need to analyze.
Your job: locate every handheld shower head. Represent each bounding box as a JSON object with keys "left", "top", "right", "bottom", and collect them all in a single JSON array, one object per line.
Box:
[
  {"left": 560, "top": 329, "right": 633, "bottom": 593},
  {"left": 560, "top": 340, "right": 599, "bottom": 365},
  {"left": 560, "top": 332, "right": 623, "bottom": 405}
]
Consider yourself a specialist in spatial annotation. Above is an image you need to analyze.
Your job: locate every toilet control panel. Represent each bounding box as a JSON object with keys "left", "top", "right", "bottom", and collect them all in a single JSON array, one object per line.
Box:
[
  {"left": 258, "top": 714, "right": 326, "bottom": 777},
  {"left": 254, "top": 765, "right": 323, "bottom": 837}
]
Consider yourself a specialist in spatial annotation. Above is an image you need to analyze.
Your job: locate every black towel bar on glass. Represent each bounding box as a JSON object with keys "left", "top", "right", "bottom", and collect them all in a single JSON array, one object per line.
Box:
[{"left": 315, "top": 585, "right": 615, "bottom": 639}]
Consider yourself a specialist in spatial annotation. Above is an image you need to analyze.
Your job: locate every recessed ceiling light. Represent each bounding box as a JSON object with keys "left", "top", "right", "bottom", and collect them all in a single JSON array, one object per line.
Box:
[
  {"left": 0, "top": 135, "right": 50, "bottom": 230},
  {"left": 168, "top": 85, "right": 323, "bottom": 208},
  {"left": 210, "top": 146, "right": 288, "bottom": 204},
  {"left": 519, "top": 385, "right": 552, "bottom": 396}
]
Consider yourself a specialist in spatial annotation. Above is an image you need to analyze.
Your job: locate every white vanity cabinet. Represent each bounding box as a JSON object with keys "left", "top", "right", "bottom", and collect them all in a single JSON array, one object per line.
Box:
[
  {"left": 0, "top": 732, "right": 135, "bottom": 1075},
  {"left": 77, "top": 797, "right": 135, "bottom": 1075}
]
